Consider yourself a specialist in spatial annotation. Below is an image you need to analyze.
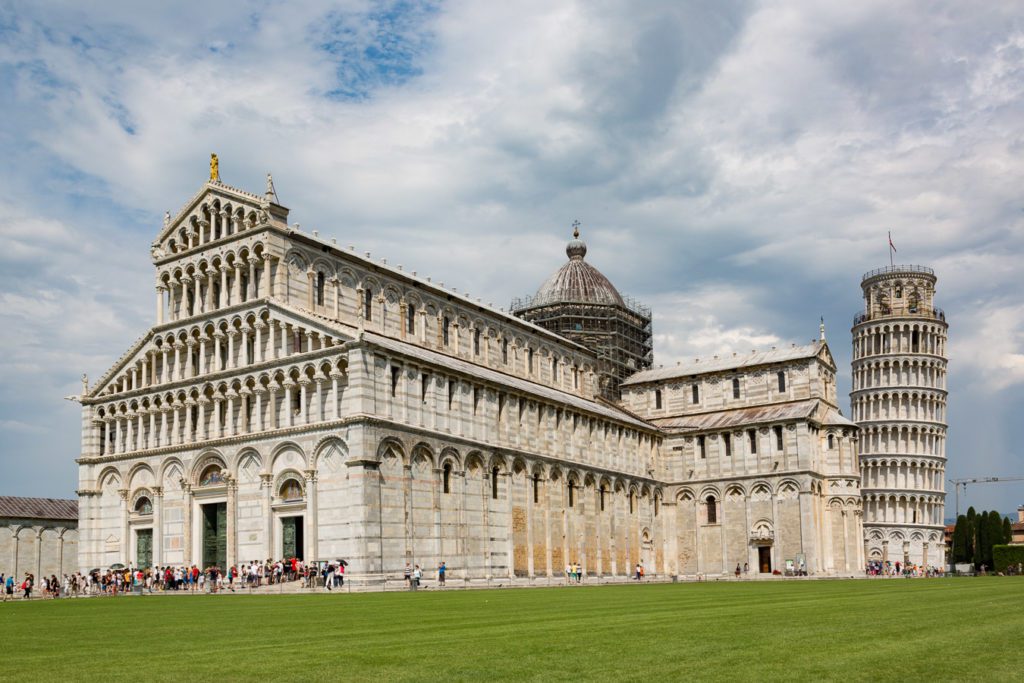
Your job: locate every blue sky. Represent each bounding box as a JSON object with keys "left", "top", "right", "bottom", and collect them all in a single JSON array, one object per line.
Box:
[{"left": 1, "top": 0, "right": 1022, "bottom": 516}]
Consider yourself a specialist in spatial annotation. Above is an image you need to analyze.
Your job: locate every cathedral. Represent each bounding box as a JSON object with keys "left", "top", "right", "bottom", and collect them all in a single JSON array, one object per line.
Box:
[{"left": 74, "top": 161, "right": 868, "bottom": 580}]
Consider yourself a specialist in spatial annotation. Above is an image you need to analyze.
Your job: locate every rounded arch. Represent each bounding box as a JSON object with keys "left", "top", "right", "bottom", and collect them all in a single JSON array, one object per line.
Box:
[
  {"left": 376, "top": 437, "right": 407, "bottom": 465},
  {"left": 270, "top": 441, "right": 308, "bottom": 474},
  {"left": 191, "top": 450, "right": 228, "bottom": 484}
]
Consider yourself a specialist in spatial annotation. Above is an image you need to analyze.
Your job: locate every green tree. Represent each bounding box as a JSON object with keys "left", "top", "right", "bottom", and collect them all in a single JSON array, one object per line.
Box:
[
  {"left": 953, "top": 515, "right": 969, "bottom": 563},
  {"left": 965, "top": 507, "right": 977, "bottom": 565},
  {"left": 1003, "top": 517, "right": 1013, "bottom": 544}
]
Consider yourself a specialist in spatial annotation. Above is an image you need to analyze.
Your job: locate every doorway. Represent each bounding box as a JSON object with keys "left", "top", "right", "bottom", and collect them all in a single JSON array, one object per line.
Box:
[
  {"left": 136, "top": 529, "right": 153, "bottom": 569},
  {"left": 758, "top": 546, "right": 772, "bottom": 573},
  {"left": 281, "top": 516, "right": 304, "bottom": 560},
  {"left": 202, "top": 503, "right": 227, "bottom": 568}
]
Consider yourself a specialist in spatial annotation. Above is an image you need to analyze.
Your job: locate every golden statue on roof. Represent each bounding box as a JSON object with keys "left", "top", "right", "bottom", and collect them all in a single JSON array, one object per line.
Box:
[{"left": 210, "top": 153, "right": 220, "bottom": 182}]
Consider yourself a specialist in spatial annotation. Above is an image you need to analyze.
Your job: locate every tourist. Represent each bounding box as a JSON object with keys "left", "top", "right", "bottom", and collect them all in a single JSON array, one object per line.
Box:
[
  {"left": 564, "top": 563, "right": 571, "bottom": 583},
  {"left": 438, "top": 561, "right": 446, "bottom": 586},
  {"left": 635, "top": 563, "right": 642, "bottom": 581},
  {"left": 22, "top": 573, "right": 32, "bottom": 599},
  {"left": 325, "top": 563, "right": 335, "bottom": 591},
  {"left": 404, "top": 563, "right": 412, "bottom": 586},
  {"left": 735, "top": 563, "right": 741, "bottom": 579},
  {"left": 337, "top": 561, "right": 345, "bottom": 588},
  {"left": 414, "top": 564, "right": 422, "bottom": 587},
  {"left": 744, "top": 562, "right": 749, "bottom": 574},
  {"left": 4, "top": 573, "right": 14, "bottom": 601}
]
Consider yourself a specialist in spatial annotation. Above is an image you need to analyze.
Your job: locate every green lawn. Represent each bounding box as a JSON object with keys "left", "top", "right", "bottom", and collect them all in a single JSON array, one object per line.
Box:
[{"left": 1, "top": 579, "right": 1020, "bottom": 681}]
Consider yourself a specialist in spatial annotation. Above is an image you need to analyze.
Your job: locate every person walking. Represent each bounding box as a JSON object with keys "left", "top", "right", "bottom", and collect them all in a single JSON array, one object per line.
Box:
[
  {"left": 404, "top": 563, "right": 412, "bottom": 586},
  {"left": 735, "top": 563, "right": 741, "bottom": 579},
  {"left": 413, "top": 565, "right": 422, "bottom": 588},
  {"left": 4, "top": 573, "right": 14, "bottom": 601},
  {"left": 437, "top": 561, "right": 446, "bottom": 586}
]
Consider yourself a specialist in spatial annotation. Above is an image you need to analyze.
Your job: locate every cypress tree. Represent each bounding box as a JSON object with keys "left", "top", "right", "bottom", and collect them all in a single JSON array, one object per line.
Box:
[
  {"left": 966, "top": 507, "right": 977, "bottom": 565},
  {"left": 953, "top": 515, "right": 968, "bottom": 563},
  {"left": 1003, "top": 517, "right": 1013, "bottom": 544}
]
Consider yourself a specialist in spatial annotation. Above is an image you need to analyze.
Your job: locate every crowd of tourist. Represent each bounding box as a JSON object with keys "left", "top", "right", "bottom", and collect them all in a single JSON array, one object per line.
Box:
[
  {"left": 0, "top": 557, "right": 352, "bottom": 599},
  {"left": 865, "top": 560, "right": 945, "bottom": 577}
]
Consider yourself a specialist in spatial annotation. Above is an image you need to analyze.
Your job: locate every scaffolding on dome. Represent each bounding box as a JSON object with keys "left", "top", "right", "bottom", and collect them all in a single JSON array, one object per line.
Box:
[{"left": 511, "top": 294, "right": 653, "bottom": 400}]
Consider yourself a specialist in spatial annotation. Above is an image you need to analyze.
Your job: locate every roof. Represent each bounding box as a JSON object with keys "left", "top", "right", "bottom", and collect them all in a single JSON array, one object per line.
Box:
[
  {"left": 0, "top": 496, "right": 78, "bottom": 521},
  {"left": 821, "top": 407, "right": 858, "bottom": 428},
  {"left": 362, "top": 331, "right": 655, "bottom": 431},
  {"left": 622, "top": 341, "right": 827, "bottom": 386},
  {"left": 523, "top": 232, "right": 626, "bottom": 308},
  {"left": 650, "top": 400, "right": 819, "bottom": 432}
]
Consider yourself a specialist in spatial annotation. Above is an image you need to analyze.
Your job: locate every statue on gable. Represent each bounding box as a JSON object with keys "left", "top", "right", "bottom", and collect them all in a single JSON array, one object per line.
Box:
[{"left": 210, "top": 153, "right": 220, "bottom": 182}]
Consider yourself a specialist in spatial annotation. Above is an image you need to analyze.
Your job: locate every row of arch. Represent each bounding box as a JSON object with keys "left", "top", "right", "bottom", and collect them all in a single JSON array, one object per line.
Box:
[
  {"left": 858, "top": 425, "right": 946, "bottom": 457},
  {"left": 851, "top": 358, "right": 946, "bottom": 391},
  {"left": 100, "top": 310, "right": 343, "bottom": 397},
  {"left": 157, "top": 243, "right": 273, "bottom": 324},
  {"left": 851, "top": 392, "right": 946, "bottom": 423},
  {"left": 862, "top": 494, "right": 944, "bottom": 526},
  {"left": 92, "top": 358, "right": 348, "bottom": 456},
  {"left": 853, "top": 322, "right": 946, "bottom": 359},
  {"left": 165, "top": 198, "right": 262, "bottom": 255},
  {"left": 860, "top": 458, "right": 946, "bottom": 493}
]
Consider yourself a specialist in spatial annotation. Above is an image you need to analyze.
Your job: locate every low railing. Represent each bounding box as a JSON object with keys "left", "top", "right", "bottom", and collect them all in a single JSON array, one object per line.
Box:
[
  {"left": 853, "top": 307, "right": 945, "bottom": 326},
  {"left": 861, "top": 264, "right": 935, "bottom": 281}
]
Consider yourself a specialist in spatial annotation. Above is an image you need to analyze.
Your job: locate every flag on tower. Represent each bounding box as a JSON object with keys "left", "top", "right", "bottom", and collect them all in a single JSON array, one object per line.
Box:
[{"left": 888, "top": 232, "right": 897, "bottom": 253}]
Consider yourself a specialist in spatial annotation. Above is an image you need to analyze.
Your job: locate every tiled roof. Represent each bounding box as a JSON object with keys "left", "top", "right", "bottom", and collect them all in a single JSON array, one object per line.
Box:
[
  {"left": 0, "top": 496, "right": 78, "bottom": 521},
  {"left": 363, "top": 331, "right": 656, "bottom": 431},
  {"left": 622, "top": 342, "right": 825, "bottom": 386},
  {"left": 650, "top": 400, "right": 818, "bottom": 432}
]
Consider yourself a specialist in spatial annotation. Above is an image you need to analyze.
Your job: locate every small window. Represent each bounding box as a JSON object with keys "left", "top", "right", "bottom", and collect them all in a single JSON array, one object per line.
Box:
[
  {"left": 777, "top": 371, "right": 786, "bottom": 393},
  {"left": 474, "top": 329, "right": 481, "bottom": 355},
  {"left": 698, "top": 435, "right": 706, "bottom": 459},
  {"left": 567, "top": 481, "right": 575, "bottom": 508},
  {"left": 134, "top": 497, "right": 153, "bottom": 515},
  {"left": 655, "top": 389, "right": 662, "bottom": 410},
  {"left": 532, "top": 474, "right": 539, "bottom": 504},
  {"left": 573, "top": 366, "right": 579, "bottom": 389},
  {"left": 473, "top": 387, "right": 480, "bottom": 415},
  {"left": 443, "top": 463, "right": 452, "bottom": 494},
  {"left": 363, "top": 288, "right": 373, "bottom": 321},
  {"left": 748, "top": 429, "right": 757, "bottom": 455},
  {"left": 732, "top": 378, "right": 740, "bottom": 399},
  {"left": 406, "top": 304, "right": 416, "bottom": 334},
  {"left": 895, "top": 284, "right": 902, "bottom": 298},
  {"left": 447, "top": 379, "right": 456, "bottom": 409},
  {"left": 654, "top": 497, "right": 660, "bottom": 517},
  {"left": 774, "top": 425, "right": 783, "bottom": 451},
  {"left": 528, "top": 348, "right": 534, "bottom": 374},
  {"left": 491, "top": 467, "right": 500, "bottom": 500},
  {"left": 600, "top": 487, "right": 606, "bottom": 511},
  {"left": 497, "top": 394, "right": 505, "bottom": 422},
  {"left": 692, "top": 384, "right": 699, "bottom": 404},
  {"left": 629, "top": 492, "right": 635, "bottom": 514},
  {"left": 421, "top": 373, "right": 430, "bottom": 403},
  {"left": 827, "top": 433, "right": 835, "bottom": 449},
  {"left": 390, "top": 366, "right": 400, "bottom": 397},
  {"left": 706, "top": 495, "right": 717, "bottom": 524},
  {"left": 552, "top": 357, "right": 559, "bottom": 381},
  {"left": 723, "top": 433, "right": 732, "bottom": 457},
  {"left": 316, "top": 272, "right": 325, "bottom": 306},
  {"left": 292, "top": 387, "right": 301, "bottom": 413},
  {"left": 442, "top": 317, "right": 450, "bottom": 346},
  {"left": 502, "top": 339, "right": 509, "bottom": 364}
]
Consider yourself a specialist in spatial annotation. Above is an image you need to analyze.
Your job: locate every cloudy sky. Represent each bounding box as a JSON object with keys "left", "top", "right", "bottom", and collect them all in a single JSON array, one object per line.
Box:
[{"left": 1, "top": 1, "right": 1022, "bottom": 516}]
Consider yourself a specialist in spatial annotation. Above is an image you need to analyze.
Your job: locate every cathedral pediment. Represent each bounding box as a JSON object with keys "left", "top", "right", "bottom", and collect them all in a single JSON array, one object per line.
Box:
[{"left": 150, "top": 177, "right": 288, "bottom": 263}]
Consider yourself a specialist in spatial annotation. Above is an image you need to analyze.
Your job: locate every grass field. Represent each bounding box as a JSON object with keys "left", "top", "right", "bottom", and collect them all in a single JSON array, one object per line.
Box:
[{"left": 1, "top": 578, "right": 1020, "bottom": 681}]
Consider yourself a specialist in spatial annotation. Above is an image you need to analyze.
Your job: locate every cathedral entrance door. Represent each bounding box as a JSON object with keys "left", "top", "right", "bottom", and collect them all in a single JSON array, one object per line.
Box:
[
  {"left": 758, "top": 546, "right": 772, "bottom": 573},
  {"left": 202, "top": 503, "right": 227, "bottom": 568},
  {"left": 281, "top": 516, "right": 304, "bottom": 560},
  {"left": 136, "top": 529, "right": 153, "bottom": 569}
]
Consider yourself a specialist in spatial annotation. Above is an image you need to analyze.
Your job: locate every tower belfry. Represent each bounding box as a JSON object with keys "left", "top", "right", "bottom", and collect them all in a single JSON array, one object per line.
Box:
[{"left": 851, "top": 264, "right": 948, "bottom": 567}]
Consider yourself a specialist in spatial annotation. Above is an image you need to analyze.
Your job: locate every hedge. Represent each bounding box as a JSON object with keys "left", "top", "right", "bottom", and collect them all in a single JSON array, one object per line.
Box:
[{"left": 992, "top": 545, "right": 1024, "bottom": 573}]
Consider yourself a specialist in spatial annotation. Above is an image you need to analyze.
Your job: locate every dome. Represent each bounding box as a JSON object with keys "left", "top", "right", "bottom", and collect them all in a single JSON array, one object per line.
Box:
[{"left": 531, "top": 227, "right": 626, "bottom": 307}]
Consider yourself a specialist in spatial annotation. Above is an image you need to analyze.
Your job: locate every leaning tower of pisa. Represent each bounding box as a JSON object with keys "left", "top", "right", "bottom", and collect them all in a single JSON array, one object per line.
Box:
[{"left": 851, "top": 265, "right": 948, "bottom": 568}]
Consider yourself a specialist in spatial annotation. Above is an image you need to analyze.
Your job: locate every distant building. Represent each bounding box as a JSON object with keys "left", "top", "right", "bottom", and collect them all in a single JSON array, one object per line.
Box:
[
  {"left": 0, "top": 496, "right": 78, "bottom": 579},
  {"left": 1012, "top": 505, "right": 1024, "bottom": 545}
]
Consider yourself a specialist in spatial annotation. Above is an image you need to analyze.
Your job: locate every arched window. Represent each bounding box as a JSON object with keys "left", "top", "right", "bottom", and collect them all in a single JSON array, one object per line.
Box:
[
  {"left": 474, "top": 329, "right": 481, "bottom": 355},
  {"left": 407, "top": 303, "right": 416, "bottom": 334},
  {"left": 443, "top": 317, "right": 451, "bottom": 346},
  {"left": 777, "top": 371, "right": 786, "bottom": 393},
  {"left": 568, "top": 480, "right": 575, "bottom": 508},
  {"left": 491, "top": 466, "right": 500, "bottom": 500},
  {"left": 279, "top": 479, "right": 303, "bottom": 501},
  {"left": 827, "top": 434, "right": 835, "bottom": 449},
  {"left": 706, "top": 495, "right": 717, "bottom": 524},
  {"left": 732, "top": 378, "right": 741, "bottom": 399},
  {"left": 600, "top": 486, "right": 606, "bottom": 511},
  {"left": 629, "top": 491, "right": 635, "bottom": 514},
  {"left": 443, "top": 463, "right": 452, "bottom": 494},
  {"left": 532, "top": 473, "right": 540, "bottom": 504},
  {"left": 655, "top": 390, "right": 662, "bottom": 410},
  {"left": 654, "top": 496, "right": 660, "bottom": 517},
  {"left": 316, "top": 272, "right": 325, "bottom": 306},
  {"left": 134, "top": 497, "right": 153, "bottom": 515},
  {"left": 363, "top": 287, "right": 373, "bottom": 321},
  {"left": 199, "top": 464, "right": 224, "bottom": 487}
]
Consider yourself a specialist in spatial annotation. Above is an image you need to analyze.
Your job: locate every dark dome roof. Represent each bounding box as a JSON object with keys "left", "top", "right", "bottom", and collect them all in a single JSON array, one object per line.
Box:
[{"left": 532, "top": 228, "right": 625, "bottom": 307}]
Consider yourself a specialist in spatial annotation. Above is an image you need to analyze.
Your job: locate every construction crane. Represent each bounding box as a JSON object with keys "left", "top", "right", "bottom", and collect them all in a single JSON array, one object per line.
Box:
[{"left": 947, "top": 476, "right": 1024, "bottom": 563}]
